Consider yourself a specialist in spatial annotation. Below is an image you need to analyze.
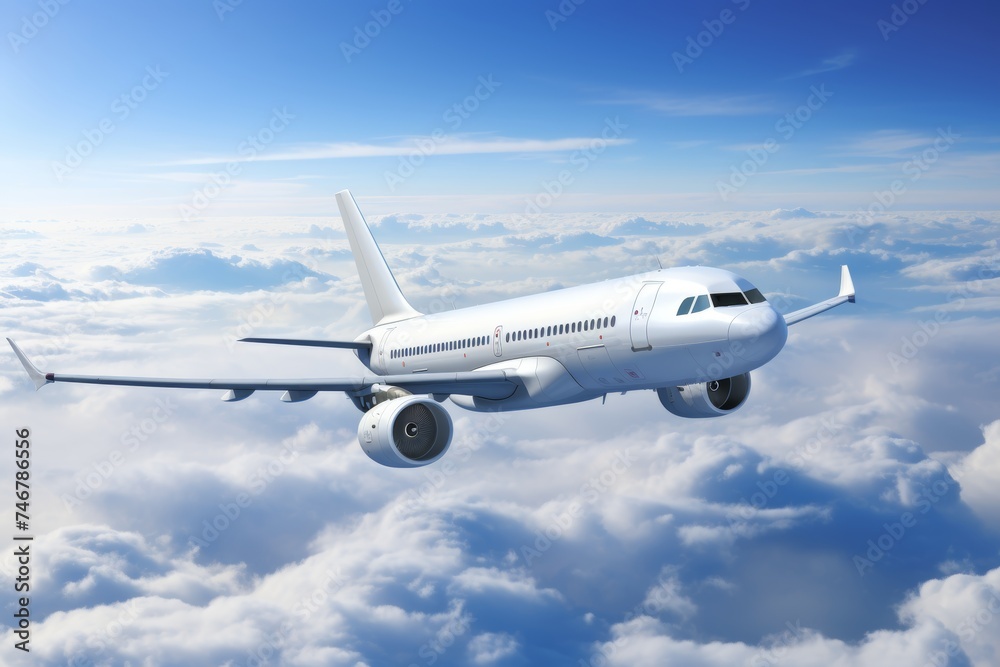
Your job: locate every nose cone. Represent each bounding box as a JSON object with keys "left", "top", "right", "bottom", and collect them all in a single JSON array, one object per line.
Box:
[{"left": 728, "top": 306, "right": 787, "bottom": 365}]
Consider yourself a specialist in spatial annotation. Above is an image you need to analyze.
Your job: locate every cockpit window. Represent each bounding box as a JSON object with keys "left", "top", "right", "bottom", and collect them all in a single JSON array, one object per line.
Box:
[
  {"left": 676, "top": 296, "right": 695, "bottom": 316},
  {"left": 744, "top": 288, "right": 766, "bottom": 304},
  {"left": 691, "top": 294, "right": 710, "bottom": 313},
  {"left": 711, "top": 292, "right": 748, "bottom": 307}
]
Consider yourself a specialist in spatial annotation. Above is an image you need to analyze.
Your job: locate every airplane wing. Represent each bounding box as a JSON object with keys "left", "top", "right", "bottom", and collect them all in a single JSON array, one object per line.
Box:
[
  {"left": 6, "top": 338, "right": 516, "bottom": 400},
  {"left": 783, "top": 265, "right": 856, "bottom": 326}
]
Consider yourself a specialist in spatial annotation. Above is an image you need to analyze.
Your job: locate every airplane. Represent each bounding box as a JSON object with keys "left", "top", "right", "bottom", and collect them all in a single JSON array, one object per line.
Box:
[{"left": 8, "top": 189, "right": 855, "bottom": 468}]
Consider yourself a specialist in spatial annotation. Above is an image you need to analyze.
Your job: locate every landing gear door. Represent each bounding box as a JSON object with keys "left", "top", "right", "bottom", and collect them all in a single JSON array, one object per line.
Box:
[{"left": 630, "top": 282, "right": 662, "bottom": 351}]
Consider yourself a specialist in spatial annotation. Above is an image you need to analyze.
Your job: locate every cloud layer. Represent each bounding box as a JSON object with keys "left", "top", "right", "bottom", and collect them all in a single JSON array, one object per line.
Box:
[{"left": 1, "top": 207, "right": 998, "bottom": 665}]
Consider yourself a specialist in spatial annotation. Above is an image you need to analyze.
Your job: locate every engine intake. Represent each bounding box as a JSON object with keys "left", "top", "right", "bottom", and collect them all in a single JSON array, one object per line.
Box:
[
  {"left": 358, "top": 395, "right": 453, "bottom": 467},
  {"left": 657, "top": 372, "right": 751, "bottom": 418}
]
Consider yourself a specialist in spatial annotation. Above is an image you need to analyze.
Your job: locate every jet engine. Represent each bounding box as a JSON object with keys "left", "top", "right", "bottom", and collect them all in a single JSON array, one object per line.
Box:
[
  {"left": 656, "top": 372, "right": 751, "bottom": 418},
  {"left": 358, "top": 395, "right": 453, "bottom": 467}
]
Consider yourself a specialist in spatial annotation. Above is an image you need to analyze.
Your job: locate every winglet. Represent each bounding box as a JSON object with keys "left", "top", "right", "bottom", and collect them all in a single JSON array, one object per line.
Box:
[
  {"left": 839, "top": 265, "right": 856, "bottom": 303},
  {"left": 7, "top": 339, "right": 52, "bottom": 390}
]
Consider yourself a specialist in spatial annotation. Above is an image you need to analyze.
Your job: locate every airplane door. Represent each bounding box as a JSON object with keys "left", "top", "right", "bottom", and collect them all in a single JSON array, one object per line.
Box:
[
  {"left": 493, "top": 326, "right": 503, "bottom": 357},
  {"left": 630, "top": 282, "right": 661, "bottom": 351}
]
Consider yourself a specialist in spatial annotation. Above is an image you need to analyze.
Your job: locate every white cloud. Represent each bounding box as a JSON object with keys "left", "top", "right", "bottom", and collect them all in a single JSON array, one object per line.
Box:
[
  {"left": 950, "top": 420, "right": 1000, "bottom": 531},
  {"left": 169, "top": 134, "right": 634, "bottom": 166},
  {"left": 785, "top": 50, "right": 858, "bottom": 79},
  {"left": 2, "top": 207, "right": 999, "bottom": 665},
  {"left": 467, "top": 632, "right": 520, "bottom": 664},
  {"left": 603, "top": 93, "right": 775, "bottom": 116}
]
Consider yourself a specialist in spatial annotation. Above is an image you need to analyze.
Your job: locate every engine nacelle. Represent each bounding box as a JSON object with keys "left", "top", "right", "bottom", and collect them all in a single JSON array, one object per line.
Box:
[
  {"left": 656, "top": 372, "right": 751, "bottom": 419},
  {"left": 358, "top": 396, "right": 453, "bottom": 467}
]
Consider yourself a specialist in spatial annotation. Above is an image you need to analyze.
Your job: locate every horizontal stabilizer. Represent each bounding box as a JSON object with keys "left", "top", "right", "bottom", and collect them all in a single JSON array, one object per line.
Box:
[{"left": 239, "top": 337, "right": 372, "bottom": 351}]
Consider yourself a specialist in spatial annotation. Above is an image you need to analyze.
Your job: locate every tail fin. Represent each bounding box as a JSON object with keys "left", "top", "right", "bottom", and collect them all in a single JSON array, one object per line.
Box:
[{"left": 336, "top": 189, "right": 421, "bottom": 325}]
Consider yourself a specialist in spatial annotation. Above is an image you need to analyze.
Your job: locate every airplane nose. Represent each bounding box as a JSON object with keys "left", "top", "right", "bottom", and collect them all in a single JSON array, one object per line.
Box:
[{"left": 728, "top": 306, "right": 787, "bottom": 364}]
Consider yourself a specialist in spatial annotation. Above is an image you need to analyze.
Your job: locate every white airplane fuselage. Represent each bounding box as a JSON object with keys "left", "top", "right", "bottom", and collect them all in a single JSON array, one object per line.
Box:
[{"left": 356, "top": 265, "right": 788, "bottom": 412}]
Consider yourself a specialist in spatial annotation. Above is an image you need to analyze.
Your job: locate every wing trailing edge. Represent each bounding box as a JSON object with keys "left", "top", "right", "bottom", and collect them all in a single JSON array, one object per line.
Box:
[{"left": 6, "top": 338, "right": 516, "bottom": 400}]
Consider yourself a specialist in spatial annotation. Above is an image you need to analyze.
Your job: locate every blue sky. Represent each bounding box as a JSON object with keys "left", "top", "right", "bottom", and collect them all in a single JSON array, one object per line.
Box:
[
  {"left": 1, "top": 0, "right": 998, "bottom": 218},
  {"left": 3, "top": 2, "right": 1000, "bottom": 666}
]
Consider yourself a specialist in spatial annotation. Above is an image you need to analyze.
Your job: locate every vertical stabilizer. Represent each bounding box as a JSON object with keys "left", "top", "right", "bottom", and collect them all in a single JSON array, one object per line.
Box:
[{"left": 336, "top": 189, "right": 422, "bottom": 325}]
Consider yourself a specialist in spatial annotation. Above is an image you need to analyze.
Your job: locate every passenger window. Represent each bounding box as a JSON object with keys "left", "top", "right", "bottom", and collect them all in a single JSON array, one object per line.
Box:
[
  {"left": 677, "top": 296, "right": 695, "bottom": 316},
  {"left": 590, "top": 319, "right": 595, "bottom": 330},
  {"left": 505, "top": 333, "right": 510, "bottom": 343},
  {"left": 583, "top": 321, "right": 588, "bottom": 331},
  {"left": 610, "top": 316, "right": 616, "bottom": 327},
  {"left": 603, "top": 316, "right": 609, "bottom": 327},
  {"left": 691, "top": 295, "right": 710, "bottom": 313}
]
